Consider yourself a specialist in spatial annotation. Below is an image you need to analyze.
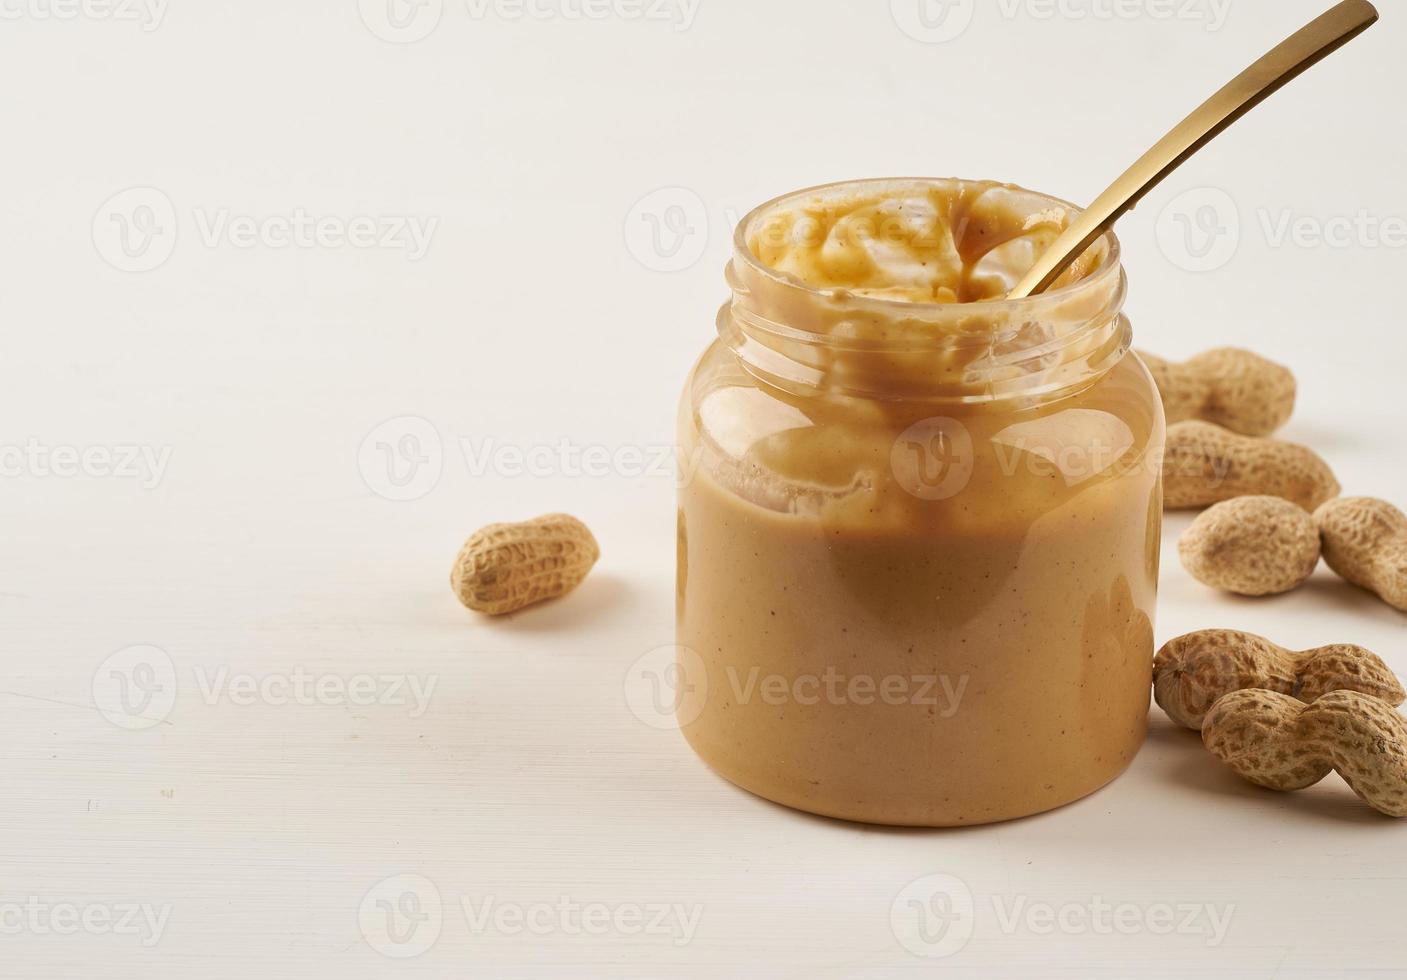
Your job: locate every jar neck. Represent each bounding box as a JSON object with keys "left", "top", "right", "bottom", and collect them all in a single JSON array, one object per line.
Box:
[{"left": 718, "top": 178, "right": 1130, "bottom": 404}]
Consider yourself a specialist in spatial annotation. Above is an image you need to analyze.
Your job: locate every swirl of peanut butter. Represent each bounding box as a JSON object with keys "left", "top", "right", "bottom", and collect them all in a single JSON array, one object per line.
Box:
[{"left": 745, "top": 180, "right": 1087, "bottom": 304}]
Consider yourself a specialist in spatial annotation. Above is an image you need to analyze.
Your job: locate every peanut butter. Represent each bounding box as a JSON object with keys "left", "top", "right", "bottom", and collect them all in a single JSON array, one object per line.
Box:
[
  {"left": 747, "top": 180, "right": 1091, "bottom": 303},
  {"left": 676, "top": 178, "right": 1163, "bottom": 826}
]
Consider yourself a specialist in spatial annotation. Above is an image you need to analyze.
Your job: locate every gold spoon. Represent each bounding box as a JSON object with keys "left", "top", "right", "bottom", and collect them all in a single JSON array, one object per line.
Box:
[{"left": 1009, "top": 0, "right": 1379, "bottom": 300}]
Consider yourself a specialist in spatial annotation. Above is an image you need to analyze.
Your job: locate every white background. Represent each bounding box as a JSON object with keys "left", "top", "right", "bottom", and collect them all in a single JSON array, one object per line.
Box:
[{"left": 2, "top": 0, "right": 1405, "bottom": 976}]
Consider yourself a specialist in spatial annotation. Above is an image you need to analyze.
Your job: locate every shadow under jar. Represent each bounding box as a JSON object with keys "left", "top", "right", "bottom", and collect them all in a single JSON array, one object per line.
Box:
[{"left": 675, "top": 178, "right": 1165, "bottom": 827}]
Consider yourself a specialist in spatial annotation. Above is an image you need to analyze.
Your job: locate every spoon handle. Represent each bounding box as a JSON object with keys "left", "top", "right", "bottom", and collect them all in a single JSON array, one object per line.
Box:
[{"left": 1009, "top": 0, "right": 1379, "bottom": 300}]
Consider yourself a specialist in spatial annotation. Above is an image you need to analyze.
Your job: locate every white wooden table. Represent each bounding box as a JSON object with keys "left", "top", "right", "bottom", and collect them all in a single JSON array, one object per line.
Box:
[{"left": 2, "top": 1, "right": 1404, "bottom": 975}]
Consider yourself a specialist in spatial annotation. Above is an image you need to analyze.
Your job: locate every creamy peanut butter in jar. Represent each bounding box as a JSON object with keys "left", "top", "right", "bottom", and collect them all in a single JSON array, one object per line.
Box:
[{"left": 675, "top": 178, "right": 1164, "bottom": 827}]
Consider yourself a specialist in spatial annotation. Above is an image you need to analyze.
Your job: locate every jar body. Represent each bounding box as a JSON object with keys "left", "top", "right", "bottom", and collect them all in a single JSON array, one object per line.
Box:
[{"left": 674, "top": 178, "right": 1164, "bottom": 827}]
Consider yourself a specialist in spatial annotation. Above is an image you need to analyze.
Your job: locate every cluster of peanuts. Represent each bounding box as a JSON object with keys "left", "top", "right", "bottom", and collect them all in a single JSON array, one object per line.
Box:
[
  {"left": 1147, "top": 348, "right": 1406, "bottom": 607},
  {"left": 1143, "top": 347, "right": 1407, "bottom": 816}
]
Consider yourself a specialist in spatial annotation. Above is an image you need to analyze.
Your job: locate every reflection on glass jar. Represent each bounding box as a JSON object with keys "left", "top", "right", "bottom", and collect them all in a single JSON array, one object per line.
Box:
[{"left": 676, "top": 178, "right": 1165, "bottom": 826}]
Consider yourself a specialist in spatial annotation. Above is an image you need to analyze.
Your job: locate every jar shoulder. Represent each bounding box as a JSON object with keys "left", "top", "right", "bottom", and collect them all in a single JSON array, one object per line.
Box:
[
  {"left": 681, "top": 340, "right": 1165, "bottom": 458},
  {"left": 679, "top": 341, "right": 1165, "bottom": 527}
]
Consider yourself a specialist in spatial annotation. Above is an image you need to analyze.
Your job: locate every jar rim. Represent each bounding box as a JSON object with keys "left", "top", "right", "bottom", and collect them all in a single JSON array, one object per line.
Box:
[{"left": 730, "top": 176, "right": 1123, "bottom": 320}]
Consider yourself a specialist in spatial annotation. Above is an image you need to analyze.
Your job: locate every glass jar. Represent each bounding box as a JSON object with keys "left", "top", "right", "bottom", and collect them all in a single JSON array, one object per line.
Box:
[{"left": 675, "top": 178, "right": 1164, "bottom": 827}]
